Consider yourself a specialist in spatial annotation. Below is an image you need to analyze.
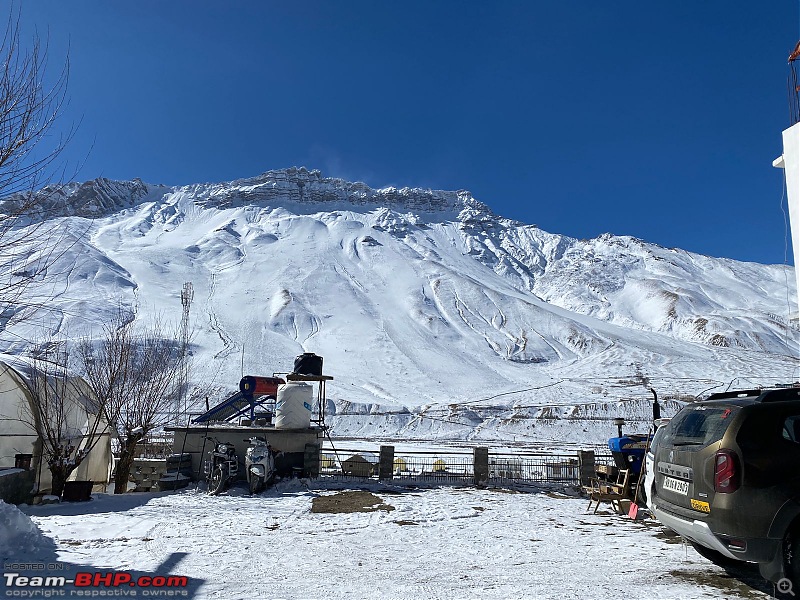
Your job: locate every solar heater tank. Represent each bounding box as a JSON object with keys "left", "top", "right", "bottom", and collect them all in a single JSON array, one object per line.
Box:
[{"left": 239, "top": 375, "right": 284, "bottom": 397}]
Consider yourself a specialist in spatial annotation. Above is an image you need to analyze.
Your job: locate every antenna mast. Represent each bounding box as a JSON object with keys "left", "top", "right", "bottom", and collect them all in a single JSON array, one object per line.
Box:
[{"left": 176, "top": 282, "right": 194, "bottom": 424}]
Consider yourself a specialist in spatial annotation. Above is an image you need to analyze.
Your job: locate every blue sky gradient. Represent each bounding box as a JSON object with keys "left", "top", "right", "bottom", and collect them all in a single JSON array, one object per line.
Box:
[{"left": 17, "top": 1, "right": 800, "bottom": 264}]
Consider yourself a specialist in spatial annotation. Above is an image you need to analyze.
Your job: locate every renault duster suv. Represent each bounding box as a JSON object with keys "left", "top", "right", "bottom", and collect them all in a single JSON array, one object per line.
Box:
[{"left": 650, "top": 388, "right": 800, "bottom": 588}]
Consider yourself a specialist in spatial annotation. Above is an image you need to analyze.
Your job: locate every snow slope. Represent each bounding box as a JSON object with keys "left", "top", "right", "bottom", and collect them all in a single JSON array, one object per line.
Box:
[{"left": 0, "top": 168, "right": 797, "bottom": 443}]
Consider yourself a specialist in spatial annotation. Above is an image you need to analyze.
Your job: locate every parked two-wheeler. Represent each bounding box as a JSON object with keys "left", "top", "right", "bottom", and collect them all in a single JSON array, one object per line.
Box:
[
  {"left": 204, "top": 437, "right": 239, "bottom": 495},
  {"left": 244, "top": 436, "right": 277, "bottom": 494}
]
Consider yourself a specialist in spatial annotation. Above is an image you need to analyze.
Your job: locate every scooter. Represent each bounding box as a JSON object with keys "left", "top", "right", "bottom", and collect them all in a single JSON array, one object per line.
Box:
[
  {"left": 244, "top": 436, "right": 277, "bottom": 494},
  {"left": 204, "top": 437, "right": 239, "bottom": 495}
]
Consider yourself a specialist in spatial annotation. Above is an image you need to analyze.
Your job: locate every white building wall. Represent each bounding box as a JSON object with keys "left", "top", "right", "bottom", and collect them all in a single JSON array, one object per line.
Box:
[{"left": 779, "top": 122, "right": 800, "bottom": 314}]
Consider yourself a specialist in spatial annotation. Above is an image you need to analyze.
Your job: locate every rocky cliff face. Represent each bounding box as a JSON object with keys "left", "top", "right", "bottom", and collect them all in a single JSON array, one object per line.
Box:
[
  {"left": 0, "top": 177, "right": 170, "bottom": 219},
  {"left": 183, "top": 167, "right": 491, "bottom": 220},
  {"left": 4, "top": 167, "right": 493, "bottom": 221}
]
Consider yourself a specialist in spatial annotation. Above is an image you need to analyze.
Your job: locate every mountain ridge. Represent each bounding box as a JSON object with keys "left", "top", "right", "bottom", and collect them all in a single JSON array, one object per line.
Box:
[
  {"left": 2, "top": 167, "right": 495, "bottom": 223},
  {"left": 0, "top": 167, "right": 797, "bottom": 443}
]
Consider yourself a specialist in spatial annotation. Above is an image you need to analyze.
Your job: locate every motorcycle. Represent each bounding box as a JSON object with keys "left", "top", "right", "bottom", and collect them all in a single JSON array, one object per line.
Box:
[
  {"left": 204, "top": 436, "right": 239, "bottom": 495},
  {"left": 244, "top": 436, "right": 277, "bottom": 494}
]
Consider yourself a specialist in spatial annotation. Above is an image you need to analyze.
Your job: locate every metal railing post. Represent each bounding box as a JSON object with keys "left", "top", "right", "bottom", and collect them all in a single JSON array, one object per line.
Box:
[
  {"left": 379, "top": 445, "right": 394, "bottom": 481},
  {"left": 473, "top": 447, "right": 489, "bottom": 487},
  {"left": 578, "top": 450, "right": 596, "bottom": 487}
]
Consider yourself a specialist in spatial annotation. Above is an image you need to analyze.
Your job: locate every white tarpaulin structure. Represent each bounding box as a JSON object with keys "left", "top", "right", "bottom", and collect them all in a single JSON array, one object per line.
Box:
[
  {"left": 0, "top": 355, "right": 113, "bottom": 494},
  {"left": 775, "top": 122, "right": 800, "bottom": 314}
]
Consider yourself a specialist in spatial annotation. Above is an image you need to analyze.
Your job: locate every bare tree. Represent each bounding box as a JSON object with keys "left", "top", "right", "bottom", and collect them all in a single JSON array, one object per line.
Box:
[
  {"left": 19, "top": 341, "right": 110, "bottom": 497},
  {"left": 0, "top": 6, "right": 77, "bottom": 328},
  {"left": 78, "top": 313, "right": 183, "bottom": 494}
]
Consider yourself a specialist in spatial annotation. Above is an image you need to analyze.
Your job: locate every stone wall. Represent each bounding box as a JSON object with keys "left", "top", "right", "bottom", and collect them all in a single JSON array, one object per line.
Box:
[{"left": 0, "top": 468, "right": 35, "bottom": 504}]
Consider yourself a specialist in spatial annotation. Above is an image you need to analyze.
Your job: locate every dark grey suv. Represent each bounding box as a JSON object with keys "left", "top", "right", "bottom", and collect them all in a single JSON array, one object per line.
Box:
[{"left": 650, "top": 388, "right": 800, "bottom": 589}]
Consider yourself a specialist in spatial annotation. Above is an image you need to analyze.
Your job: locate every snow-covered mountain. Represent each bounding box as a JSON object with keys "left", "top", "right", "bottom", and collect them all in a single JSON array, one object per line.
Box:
[{"left": 2, "top": 167, "right": 798, "bottom": 444}]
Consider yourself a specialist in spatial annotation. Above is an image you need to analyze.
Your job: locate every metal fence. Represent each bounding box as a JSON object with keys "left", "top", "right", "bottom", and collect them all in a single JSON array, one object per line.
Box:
[
  {"left": 320, "top": 449, "right": 474, "bottom": 484},
  {"left": 490, "top": 453, "right": 576, "bottom": 485},
  {"left": 319, "top": 446, "right": 613, "bottom": 487},
  {"left": 491, "top": 452, "right": 616, "bottom": 485},
  {"left": 132, "top": 435, "right": 615, "bottom": 488},
  {"left": 134, "top": 435, "right": 174, "bottom": 459},
  {"left": 390, "top": 451, "right": 474, "bottom": 484}
]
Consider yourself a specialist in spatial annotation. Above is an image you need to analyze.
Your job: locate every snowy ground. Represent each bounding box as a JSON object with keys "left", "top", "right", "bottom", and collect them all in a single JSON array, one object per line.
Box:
[{"left": 2, "top": 481, "right": 777, "bottom": 600}]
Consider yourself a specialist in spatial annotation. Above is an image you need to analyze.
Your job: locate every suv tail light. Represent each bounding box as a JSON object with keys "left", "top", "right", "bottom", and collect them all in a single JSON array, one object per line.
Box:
[{"left": 714, "top": 449, "right": 740, "bottom": 493}]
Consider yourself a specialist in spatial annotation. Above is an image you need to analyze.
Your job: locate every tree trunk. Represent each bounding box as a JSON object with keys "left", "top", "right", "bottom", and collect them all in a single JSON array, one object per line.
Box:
[
  {"left": 49, "top": 466, "right": 70, "bottom": 498},
  {"left": 113, "top": 436, "right": 141, "bottom": 494}
]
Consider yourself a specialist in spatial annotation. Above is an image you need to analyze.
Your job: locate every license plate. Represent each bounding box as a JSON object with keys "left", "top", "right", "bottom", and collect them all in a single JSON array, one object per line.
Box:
[{"left": 663, "top": 476, "right": 689, "bottom": 495}]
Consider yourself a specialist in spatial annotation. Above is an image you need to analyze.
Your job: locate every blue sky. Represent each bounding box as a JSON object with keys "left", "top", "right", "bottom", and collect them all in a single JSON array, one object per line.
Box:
[{"left": 17, "top": 1, "right": 800, "bottom": 264}]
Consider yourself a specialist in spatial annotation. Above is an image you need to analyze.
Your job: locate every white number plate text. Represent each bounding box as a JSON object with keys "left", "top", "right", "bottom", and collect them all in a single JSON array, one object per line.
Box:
[{"left": 663, "top": 476, "right": 689, "bottom": 495}]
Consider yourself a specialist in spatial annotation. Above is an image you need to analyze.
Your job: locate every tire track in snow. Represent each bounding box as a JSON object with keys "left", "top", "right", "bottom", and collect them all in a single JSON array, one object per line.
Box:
[
  {"left": 206, "top": 272, "right": 238, "bottom": 359},
  {"left": 333, "top": 260, "right": 369, "bottom": 293},
  {"left": 481, "top": 287, "right": 564, "bottom": 362},
  {"left": 302, "top": 313, "right": 320, "bottom": 345}
]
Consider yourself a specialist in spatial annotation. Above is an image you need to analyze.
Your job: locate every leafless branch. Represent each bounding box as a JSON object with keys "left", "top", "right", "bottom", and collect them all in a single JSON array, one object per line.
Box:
[
  {"left": 0, "top": 6, "right": 80, "bottom": 331},
  {"left": 77, "top": 309, "right": 183, "bottom": 493},
  {"left": 17, "top": 340, "right": 110, "bottom": 496}
]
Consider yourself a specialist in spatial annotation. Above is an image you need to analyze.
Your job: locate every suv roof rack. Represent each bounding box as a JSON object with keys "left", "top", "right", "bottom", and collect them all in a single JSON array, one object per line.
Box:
[
  {"left": 706, "top": 388, "right": 800, "bottom": 403},
  {"left": 706, "top": 389, "right": 764, "bottom": 400}
]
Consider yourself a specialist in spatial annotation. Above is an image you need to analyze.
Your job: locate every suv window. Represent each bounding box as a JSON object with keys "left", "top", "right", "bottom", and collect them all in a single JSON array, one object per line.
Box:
[
  {"left": 737, "top": 409, "right": 800, "bottom": 451},
  {"left": 650, "top": 424, "right": 667, "bottom": 452},
  {"left": 783, "top": 416, "right": 800, "bottom": 444},
  {"left": 663, "top": 405, "right": 739, "bottom": 447}
]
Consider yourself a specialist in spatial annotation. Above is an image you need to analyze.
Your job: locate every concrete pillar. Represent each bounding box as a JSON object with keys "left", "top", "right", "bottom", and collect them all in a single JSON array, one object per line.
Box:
[
  {"left": 578, "top": 450, "right": 596, "bottom": 487},
  {"left": 379, "top": 445, "right": 395, "bottom": 481},
  {"left": 303, "top": 443, "right": 320, "bottom": 479},
  {"left": 474, "top": 447, "right": 489, "bottom": 487}
]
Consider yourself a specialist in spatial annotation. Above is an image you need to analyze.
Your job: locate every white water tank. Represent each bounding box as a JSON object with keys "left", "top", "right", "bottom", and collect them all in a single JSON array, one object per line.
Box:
[{"left": 274, "top": 382, "right": 313, "bottom": 429}]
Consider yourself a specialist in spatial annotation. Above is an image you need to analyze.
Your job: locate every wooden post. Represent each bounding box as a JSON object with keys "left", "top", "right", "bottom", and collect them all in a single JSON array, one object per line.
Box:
[
  {"left": 379, "top": 445, "right": 394, "bottom": 481},
  {"left": 578, "top": 450, "right": 595, "bottom": 488},
  {"left": 303, "top": 443, "right": 320, "bottom": 479},
  {"left": 474, "top": 447, "right": 489, "bottom": 487}
]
